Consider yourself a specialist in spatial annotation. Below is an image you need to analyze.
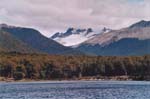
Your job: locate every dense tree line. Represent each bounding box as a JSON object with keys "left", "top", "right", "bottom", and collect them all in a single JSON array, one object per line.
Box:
[{"left": 0, "top": 52, "right": 150, "bottom": 80}]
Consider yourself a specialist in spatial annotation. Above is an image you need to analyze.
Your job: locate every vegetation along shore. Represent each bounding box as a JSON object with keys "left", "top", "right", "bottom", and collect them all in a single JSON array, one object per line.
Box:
[{"left": 0, "top": 52, "right": 150, "bottom": 81}]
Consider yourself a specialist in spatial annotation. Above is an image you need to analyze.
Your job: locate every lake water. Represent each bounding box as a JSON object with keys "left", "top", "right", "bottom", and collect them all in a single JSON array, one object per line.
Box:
[{"left": 0, "top": 81, "right": 150, "bottom": 99}]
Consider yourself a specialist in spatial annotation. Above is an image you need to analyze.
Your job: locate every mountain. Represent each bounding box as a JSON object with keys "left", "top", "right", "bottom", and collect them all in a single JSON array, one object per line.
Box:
[
  {"left": 50, "top": 27, "right": 111, "bottom": 46},
  {"left": 0, "top": 24, "right": 83, "bottom": 55},
  {"left": 76, "top": 20, "right": 150, "bottom": 56},
  {"left": 77, "top": 38, "right": 150, "bottom": 56},
  {"left": 0, "top": 30, "right": 36, "bottom": 53},
  {"left": 129, "top": 20, "right": 150, "bottom": 28},
  {"left": 1, "top": 20, "right": 149, "bottom": 56}
]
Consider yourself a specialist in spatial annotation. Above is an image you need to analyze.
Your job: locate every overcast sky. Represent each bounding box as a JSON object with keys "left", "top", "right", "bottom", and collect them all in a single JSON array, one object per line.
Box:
[{"left": 0, "top": 0, "right": 150, "bottom": 37}]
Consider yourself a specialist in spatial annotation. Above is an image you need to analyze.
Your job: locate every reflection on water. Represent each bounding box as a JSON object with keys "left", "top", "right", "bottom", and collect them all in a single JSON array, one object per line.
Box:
[{"left": 0, "top": 81, "right": 150, "bottom": 99}]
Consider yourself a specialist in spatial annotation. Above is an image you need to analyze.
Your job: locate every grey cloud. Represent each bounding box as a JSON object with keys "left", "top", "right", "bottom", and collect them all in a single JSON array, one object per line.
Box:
[{"left": 0, "top": 0, "right": 150, "bottom": 36}]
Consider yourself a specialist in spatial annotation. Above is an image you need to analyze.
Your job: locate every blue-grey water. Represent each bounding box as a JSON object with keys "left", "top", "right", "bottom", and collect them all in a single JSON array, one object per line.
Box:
[{"left": 0, "top": 81, "right": 150, "bottom": 99}]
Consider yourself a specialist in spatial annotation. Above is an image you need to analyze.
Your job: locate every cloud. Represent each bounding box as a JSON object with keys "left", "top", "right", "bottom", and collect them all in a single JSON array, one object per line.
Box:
[{"left": 0, "top": 0, "right": 150, "bottom": 36}]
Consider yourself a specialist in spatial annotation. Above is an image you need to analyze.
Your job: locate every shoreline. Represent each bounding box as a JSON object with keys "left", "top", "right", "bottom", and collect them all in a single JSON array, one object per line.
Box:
[{"left": 0, "top": 76, "right": 135, "bottom": 83}]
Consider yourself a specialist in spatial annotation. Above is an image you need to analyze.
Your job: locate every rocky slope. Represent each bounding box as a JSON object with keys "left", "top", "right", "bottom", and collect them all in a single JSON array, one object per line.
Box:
[{"left": 75, "top": 20, "right": 150, "bottom": 56}]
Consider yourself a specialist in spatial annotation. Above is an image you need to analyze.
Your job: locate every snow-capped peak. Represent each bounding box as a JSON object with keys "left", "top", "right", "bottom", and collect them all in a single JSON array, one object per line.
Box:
[{"left": 50, "top": 27, "right": 111, "bottom": 46}]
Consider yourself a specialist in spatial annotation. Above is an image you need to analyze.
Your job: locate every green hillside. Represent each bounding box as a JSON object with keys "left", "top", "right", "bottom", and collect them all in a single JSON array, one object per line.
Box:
[{"left": 0, "top": 30, "right": 37, "bottom": 53}]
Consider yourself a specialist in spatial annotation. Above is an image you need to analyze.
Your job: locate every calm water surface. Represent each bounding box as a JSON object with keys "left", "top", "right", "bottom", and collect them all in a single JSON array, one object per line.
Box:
[{"left": 0, "top": 81, "right": 150, "bottom": 99}]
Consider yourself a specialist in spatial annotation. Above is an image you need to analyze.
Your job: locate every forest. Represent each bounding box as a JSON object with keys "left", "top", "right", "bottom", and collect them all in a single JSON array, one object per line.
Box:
[{"left": 0, "top": 52, "right": 150, "bottom": 81}]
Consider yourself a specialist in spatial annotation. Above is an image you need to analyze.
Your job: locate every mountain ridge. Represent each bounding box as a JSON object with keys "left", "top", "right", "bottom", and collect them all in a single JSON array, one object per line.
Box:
[
  {"left": 0, "top": 24, "right": 84, "bottom": 55},
  {"left": 0, "top": 20, "right": 150, "bottom": 56},
  {"left": 129, "top": 20, "right": 150, "bottom": 28},
  {"left": 50, "top": 27, "right": 111, "bottom": 46},
  {"left": 75, "top": 20, "right": 150, "bottom": 56}
]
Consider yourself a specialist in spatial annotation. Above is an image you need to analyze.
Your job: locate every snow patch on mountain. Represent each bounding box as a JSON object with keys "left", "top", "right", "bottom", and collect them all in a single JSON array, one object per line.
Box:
[{"left": 50, "top": 27, "right": 111, "bottom": 46}]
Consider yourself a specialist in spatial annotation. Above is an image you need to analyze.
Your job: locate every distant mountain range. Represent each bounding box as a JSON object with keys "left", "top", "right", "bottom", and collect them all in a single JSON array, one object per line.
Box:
[{"left": 0, "top": 20, "right": 150, "bottom": 56}]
